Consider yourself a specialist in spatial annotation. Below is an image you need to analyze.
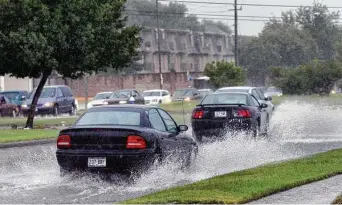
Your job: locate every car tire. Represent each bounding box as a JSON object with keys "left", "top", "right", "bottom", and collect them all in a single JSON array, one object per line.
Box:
[
  {"left": 159, "top": 100, "right": 162, "bottom": 104},
  {"left": 69, "top": 104, "right": 76, "bottom": 116},
  {"left": 53, "top": 105, "right": 59, "bottom": 117},
  {"left": 183, "top": 145, "right": 198, "bottom": 169},
  {"left": 252, "top": 121, "right": 260, "bottom": 138},
  {"left": 192, "top": 131, "right": 203, "bottom": 143},
  {"left": 262, "top": 116, "right": 270, "bottom": 137},
  {"left": 12, "top": 110, "right": 17, "bottom": 118}
]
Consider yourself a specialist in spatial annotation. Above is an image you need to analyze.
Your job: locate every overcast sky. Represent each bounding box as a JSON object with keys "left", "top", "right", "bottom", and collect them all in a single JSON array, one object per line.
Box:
[{"left": 167, "top": 0, "right": 342, "bottom": 36}]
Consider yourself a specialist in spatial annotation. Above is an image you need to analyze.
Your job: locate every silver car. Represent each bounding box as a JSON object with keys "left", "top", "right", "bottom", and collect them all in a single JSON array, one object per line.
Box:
[{"left": 215, "top": 86, "right": 275, "bottom": 118}]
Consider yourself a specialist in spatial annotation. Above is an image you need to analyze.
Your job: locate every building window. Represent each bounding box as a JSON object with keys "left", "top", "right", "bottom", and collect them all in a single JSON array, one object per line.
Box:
[
  {"left": 217, "top": 45, "right": 222, "bottom": 53},
  {"left": 180, "top": 63, "right": 187, "bottom": 71},
  {"left": 169, "top": 42, "right": 175, "bottom": 50},
  {"left": 145, "top": 41, "right": 151, "bottom": 49}
]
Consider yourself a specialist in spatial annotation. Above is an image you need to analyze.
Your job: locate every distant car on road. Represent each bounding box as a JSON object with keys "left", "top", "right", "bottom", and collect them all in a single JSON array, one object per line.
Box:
[
  {"left": 192, "top": 92, "right": 269, "bottom": 142},
  {"left": 142, "top": 89, "right": 172, "bottom": 105},
  {"left": 87, "top": 91, "right": 113, "bottom": 108},
  {"left": 0, "top": 95, "right": 19, "bottom": 117},
  {"left": 21, "top": 85, "right": 76, "bottom": 116},
  {"left": 172, "top": 88, "right": 201, "bottom": 102},
  {"left": 0, "top": 90, "right": 28, "bottom": 114},
  {"left": 265, "top": 87, "right": 283, "bottom": 97},
  {"left": 198, "top": 89, "right": 214, "bottom": 99},
  {"left": 215, "top": 86, "right": 275, "bottom": 116},
  {"left": 56, "top": 104, "right": 197, "bottom": 176},
  {"left": 104, "top": 89, "right": 145, "bottom": 105}
]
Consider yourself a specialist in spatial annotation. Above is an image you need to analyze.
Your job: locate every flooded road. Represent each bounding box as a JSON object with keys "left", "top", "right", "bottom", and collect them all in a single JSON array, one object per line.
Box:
[{"left": 1, "top": 101, "right": 342, "bottom": 204}]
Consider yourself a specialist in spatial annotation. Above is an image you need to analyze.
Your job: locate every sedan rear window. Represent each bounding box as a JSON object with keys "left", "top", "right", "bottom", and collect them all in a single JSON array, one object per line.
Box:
[
  {"left": 76, "top": 111, "right": 141, "bottom": 126},
  {"left": 202, "top": 94, "right": 247, "bottom": 105}
]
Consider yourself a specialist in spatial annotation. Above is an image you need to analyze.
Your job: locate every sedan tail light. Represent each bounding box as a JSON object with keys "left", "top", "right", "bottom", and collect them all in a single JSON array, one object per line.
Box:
[
  {"left": 57, "top": 135, "right": 71, "bottom": 149},
  {"left": 235, "top": 109, "right": 251, "bottom": 118},
  {"left": 126, "top": 135, "right": 147, "bottom": 149},
  {"left": 192, "top": 109, "right": 204, "bottom": 119}
]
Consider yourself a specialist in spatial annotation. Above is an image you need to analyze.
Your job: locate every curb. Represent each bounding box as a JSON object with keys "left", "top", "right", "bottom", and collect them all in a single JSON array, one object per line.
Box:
[{"left": 0, "top": 138, "right": 55, "bottom": 149}]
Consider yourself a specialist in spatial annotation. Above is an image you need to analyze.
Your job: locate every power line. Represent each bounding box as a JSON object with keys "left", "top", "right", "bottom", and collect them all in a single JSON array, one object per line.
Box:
[
  {"left": 125, "top": 9, "right": 282, "bottom": 19},
  {"left": 158, "top": 0, "right": 342, "bottom": 9},
  {"left": 126, "top": 12, "right": 274, "bottom": 22}
]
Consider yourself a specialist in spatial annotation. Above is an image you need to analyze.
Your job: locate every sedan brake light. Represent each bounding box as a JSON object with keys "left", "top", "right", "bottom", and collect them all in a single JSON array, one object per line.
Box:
[
  {"left": 126, "top": 135, "right": 147, "bottom": 149},
  {"left": 192, "top": 109, "right": 204, "bottom": 119},
  {"left": 57, "top": 135, "right": 71, "bottom": 149},
  {"left": 236, "top": 109, "right": 251, "bottom": 118}
]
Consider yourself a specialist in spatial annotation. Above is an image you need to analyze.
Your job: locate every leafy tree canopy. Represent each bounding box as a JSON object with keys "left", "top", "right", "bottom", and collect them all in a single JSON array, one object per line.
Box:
[
  {"left": 204, "top": 61, "right": 245, "bottom": 88},
  {"left": 239, "top": 3, "right": 341, "bottom": 86},
  {"left": 0, "top": 0, "right": 141, "bottom": 127}
]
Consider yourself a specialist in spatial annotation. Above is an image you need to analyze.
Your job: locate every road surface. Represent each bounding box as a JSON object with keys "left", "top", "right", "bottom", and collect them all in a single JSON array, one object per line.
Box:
[{"left": 1, "top": 101, "right": 342, "bottom": 203}]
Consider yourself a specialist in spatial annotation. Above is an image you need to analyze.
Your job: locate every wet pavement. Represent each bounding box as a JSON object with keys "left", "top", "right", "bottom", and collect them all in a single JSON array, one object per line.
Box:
[
  {"left": 0, "top": 101, "right": 342, "bottom": 203},
  {"left": 251, "top": 175, "right": 342, "bottom": 204}
]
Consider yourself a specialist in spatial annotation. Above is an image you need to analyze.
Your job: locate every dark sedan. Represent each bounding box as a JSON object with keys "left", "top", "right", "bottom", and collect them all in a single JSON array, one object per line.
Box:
[
  {"left": 56, "top": 105, "right": 197, "bottom": 177},
  {"left": 191, "top": 92, "right": 269, "bottom": 142},
  {"left": 104, "top": 89, "right": 145, "bottom": 105}
]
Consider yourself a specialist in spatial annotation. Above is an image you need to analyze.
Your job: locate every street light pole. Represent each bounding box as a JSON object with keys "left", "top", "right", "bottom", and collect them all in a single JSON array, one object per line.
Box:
[
  {"left": 234, "top": 0, "right": 238, "bottom": 67},
  {"left": 156, "top": 0, "right": 163, "bottom": 89}
]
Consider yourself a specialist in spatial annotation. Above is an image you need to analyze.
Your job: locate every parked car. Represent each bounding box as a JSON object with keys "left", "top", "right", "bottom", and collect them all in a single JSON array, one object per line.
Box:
[
  {"left": 265, "top": 87, "right": 283, "bottom": 97},
  {"left": 215, "top": 86, "right": 275, "bottom": 116},
  {"left": 87, "top": 91, "right": 113, "bottom": 108},
  {"left": 172, "top": 88, "right": 201, "bottom": 102},
  {"left": 56, "top": 104, "right": 197, "bottom": 176},
  {"left": 21, "top": 85, "right": 76, "bottom": 116},
  {"left": 192, "top": 92, "right": 269, "bottom": 142},
  {"left": 143, "top": 89, "right": 172, "bottom": 105},
  {"left": 198, "top": 89, "right": 214, "bottom": 99},
  {"left": 0, "top": 95, "right": 19, "bottom": 117},
  {"left": 104, "top": 89, "right": 145, "bottom": 105},
  {"left": 0, "top": 90, "right": 28, "bottom": 114}
]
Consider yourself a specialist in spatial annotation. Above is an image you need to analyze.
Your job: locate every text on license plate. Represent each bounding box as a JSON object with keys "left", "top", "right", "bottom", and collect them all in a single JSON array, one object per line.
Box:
[
  {"left": 215, "top": 111, "right": 227, "bottom": 118},
  {"left": 88, "top": 157, "right": 106, "bottom": 167}
]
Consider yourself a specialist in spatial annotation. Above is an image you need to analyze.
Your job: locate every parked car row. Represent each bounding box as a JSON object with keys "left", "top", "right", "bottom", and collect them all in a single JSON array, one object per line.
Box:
[{"left": 0, "top": 85, "right": 77, "bottom": 117}]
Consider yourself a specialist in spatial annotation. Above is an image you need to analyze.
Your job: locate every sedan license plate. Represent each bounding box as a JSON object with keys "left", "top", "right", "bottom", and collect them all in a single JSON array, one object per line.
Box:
[
  {"left": 215, "top": 111, "right": 227, "bottom": 118},
  {"left": 88, "top": 157, "right": 106, "bottom": 167}
]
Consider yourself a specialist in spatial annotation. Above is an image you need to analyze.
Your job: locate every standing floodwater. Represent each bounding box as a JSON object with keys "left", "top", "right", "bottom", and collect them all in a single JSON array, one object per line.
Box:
[{"left": 1, "top": 101, "right": 342, "bottom": 203}]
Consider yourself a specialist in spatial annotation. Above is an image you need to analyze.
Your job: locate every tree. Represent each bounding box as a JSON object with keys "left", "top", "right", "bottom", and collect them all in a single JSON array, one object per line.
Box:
[
  {"left": 125, "top": 0, "right": 231, "bottom": 33},
  {"left": 0, "top": 0, "right": 141, "bottom": 128},
  {"left": 204, "top": 61, "right": 245, "bottom": 88},
  {"left": 270, "top": 60, "right": 342, "bottom": 95},
  {"left": 239, "top": 3, "right": 341, "bottom": 86}
]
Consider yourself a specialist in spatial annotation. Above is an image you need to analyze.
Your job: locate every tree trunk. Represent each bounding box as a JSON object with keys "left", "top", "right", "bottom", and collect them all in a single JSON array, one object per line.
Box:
[{"left": 25, "top": 70, "right": 51, "bottom": 128}]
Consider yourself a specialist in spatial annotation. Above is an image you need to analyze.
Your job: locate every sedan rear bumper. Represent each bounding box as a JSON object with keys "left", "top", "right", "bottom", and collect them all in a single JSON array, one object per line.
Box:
[
  {"left": 56, "top": 149, "right": 156, "bottom": 173},
  {"left": 192, "top": 118, "right": 255, "bottom": 138}
]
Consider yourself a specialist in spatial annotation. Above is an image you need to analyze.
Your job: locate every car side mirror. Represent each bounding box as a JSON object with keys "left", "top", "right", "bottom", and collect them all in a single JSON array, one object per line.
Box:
[
  {"left": 265, "top": 96, "right": 272, "bottom": 101},
  {"left": 178, "top": 125, "right": 188, "bottom": 132},
  {"left": 261, "top": 103, "right": 268, "bottom": 108},
  {"left": 21, "top": 96, "right": 26, "bottom": 100}
]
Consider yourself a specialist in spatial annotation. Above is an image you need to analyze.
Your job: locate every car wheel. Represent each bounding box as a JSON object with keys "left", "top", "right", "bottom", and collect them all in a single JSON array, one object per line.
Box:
[
  {"left": 53, "top": 105, "right": 59, "bottom": 117},
  {"left": 183, "top": 145, "right": 198, "bottom": 169},
  {"left": 159, "top": 100, "right": 162, "bottom": 104},
  {"left": 69, "top": 105, "right": 76, "bottom": 116},
  {"left": 262, "top": 116, "right": 270, "bottom": 137},
  {"left": 252, "top": 121, "right": 260, "bottom": 138},
  {"left": 192, "top": 131, "right": 203, "bottom": 143},
  {"left": 12, "top": 110, "right": 17, "bottom": 118}
]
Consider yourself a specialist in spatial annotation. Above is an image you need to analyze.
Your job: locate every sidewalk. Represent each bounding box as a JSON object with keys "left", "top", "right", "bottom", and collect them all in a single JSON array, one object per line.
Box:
[{"left": 250, "top": 175, "right": 342, "bottom": 204}]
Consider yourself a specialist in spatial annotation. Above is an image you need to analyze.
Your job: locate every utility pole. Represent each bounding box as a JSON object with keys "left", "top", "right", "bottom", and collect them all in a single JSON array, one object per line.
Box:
[
  {"left": 156, "top": 0, "right": 163, "bottom": 89},
  {"left": 234, "top": 0, "right": 238, "bottom": 67}
]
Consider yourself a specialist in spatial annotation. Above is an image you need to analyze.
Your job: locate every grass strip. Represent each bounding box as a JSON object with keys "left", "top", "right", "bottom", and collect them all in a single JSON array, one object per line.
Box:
[
  {"left": 0, "top": 129, "right": 59, "bottom": 143},
  {"left": 332, "top": 195, "right": 342, "bottom": 204},
  {"left": 0, "top": 117, "right": 77, "bottom": 127},
  {"left": 123, "top": 149, "right": 342, "bottom": 204}
]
